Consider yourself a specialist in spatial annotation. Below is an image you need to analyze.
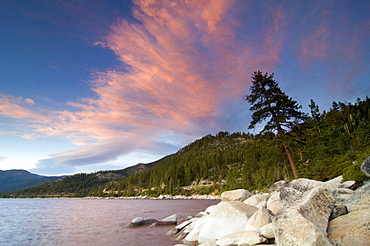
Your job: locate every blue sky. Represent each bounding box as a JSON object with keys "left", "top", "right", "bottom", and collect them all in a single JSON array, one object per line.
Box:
[{"left": 0, "top": 0, "right": 369, "bottom": 175}]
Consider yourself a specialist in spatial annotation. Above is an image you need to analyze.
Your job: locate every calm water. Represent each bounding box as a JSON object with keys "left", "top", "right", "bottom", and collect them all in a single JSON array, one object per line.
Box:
[{"left": 0, "top": 198, "right": 219, "bottom": 246}]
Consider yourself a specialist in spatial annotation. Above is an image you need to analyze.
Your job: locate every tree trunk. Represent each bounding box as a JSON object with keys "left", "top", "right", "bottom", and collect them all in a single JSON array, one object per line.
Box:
[{"left": 284, "top": 145, "right": 298, "bottom": 179}]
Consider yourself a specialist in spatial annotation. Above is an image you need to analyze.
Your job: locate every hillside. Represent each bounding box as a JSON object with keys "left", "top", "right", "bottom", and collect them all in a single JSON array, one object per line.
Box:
[
  {"left": 0, "top": 158, "right": 169, "bottom": 197},
  {"left": 0, "top": 170, "right": 64, "bottom": 193},
  {"left": 104, "top": 97, "right": 370, "bottom": 197},
  {"left": 3, "top": 97, "right": 370, "bottom": 198}
]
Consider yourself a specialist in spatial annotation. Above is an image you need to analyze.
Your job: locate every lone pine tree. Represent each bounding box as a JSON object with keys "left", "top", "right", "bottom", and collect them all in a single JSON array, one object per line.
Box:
[{"left": 246, "top": 71, "right": 306, "bottom": 178}]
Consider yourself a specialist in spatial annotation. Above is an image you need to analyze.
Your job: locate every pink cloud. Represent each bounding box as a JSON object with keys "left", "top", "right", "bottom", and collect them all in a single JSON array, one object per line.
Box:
[
  {"left": 3, "top": 0, "right": 289, "bottom": 170},
  {"left": 0, "top": 95, "right": 40, "bottom": 120}
]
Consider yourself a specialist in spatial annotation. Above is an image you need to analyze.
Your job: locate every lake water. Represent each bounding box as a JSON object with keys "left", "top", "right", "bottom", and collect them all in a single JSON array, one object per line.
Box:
[{"left": 0, "top": 198, "right": 219, "bottom": 246}]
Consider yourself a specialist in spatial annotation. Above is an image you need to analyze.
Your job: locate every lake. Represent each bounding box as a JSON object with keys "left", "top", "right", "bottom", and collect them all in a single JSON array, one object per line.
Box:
[{"left": 0, "top": 198, "right": 219, "bottom": 246}]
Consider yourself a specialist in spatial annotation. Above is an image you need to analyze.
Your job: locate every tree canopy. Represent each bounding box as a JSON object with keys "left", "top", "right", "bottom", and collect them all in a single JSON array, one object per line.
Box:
[{"left": 246, "top": 71, "right": 306, "bottom": 178}]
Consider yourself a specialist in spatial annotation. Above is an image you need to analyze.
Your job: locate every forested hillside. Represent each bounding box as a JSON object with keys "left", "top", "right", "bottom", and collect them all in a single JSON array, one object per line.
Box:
[
  {"left": 3, "top": 97, "right": 369, "bottom": 198},
  {"left": 104, "top": 97, "right": 370, "bottom": 197}
]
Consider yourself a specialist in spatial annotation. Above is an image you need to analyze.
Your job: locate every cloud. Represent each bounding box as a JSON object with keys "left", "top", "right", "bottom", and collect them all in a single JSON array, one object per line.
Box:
[
  {"left": 0, "top": 156, "right": 8, "bottom": 162},
  {"left": 14, "top": 0, "right": 370, "bottom": 174},
  {"left": 35, "top": 138, "right": 139, "bottom": 167},
  {"left": 1, "top": 0, "right": 289, "bottom": 172},
  {"left": 0, "top": 95, "right": 40, "bottom": 120}
]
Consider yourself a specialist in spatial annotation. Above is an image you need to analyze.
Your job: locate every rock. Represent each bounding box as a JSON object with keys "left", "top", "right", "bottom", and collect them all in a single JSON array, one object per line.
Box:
[
  {"left": 344, "top": 181, "right": 370, "bottom": 212},
  {"left": 266, "top": 192, "right": 281, "bottom": 214},
  {"left": 196, "top": 201, "right": 258, "bottom": 244},
  {"left": 273, "top": 187, "right": 334, "bottom": 246},
  {"left": 198, "top": 240, "right": 217, "bottom": 246},
  {"left": 167, "top": 220, "right": 192, "bottom": 235},
  {"left": 269, "top": 180, "right": 287, "bottom": 193},
  {"left": 279, "top": 186, "right": 305, "bottom": 208},
  {"left": 256, "top": 200, "right": 267, "bottom": 209},
  {"left": 183, "top": 215, "right": 208, "bottom": 246},
  {"left": 360, "top": 156, "right": 370, "bottom": 177},
  {"left": 151, "top": 214, "right": 177, "bottom": 226},
  {"left": 243, "top": 194, "right": 268, "bottom": 207},
  {"left": 329, "top": 205, "right": 348, "bottom": 221},
  {"left": 333, "top": 188, "right": 354, "bottom": 204},
  {"left": 287, "top": 178, "right": 337, "bottom": 192},
  {"left": 205, "top": 205, "right": 217, "bottom": 214},
  {"left": 280, "top": 179, "right": 337, "bottom": 207},
  {"left": 339, "top": 180, "right": 357, "bottom": 189},
  {"left": 125, "top": 217, "right": 158, "bottom": 227},
  {"left": 260, "top": 223, "right": 275, "bottom": 239},
  {"left": 221, "top": 189, "right": 252, "bottom": 202},
  {"left": 328, "top": 209, "right": 370, "bottom": 246},
  {"left": 195, "top": 211, "right": 209, "bottom": 218},
  {"left": 326, "top": 175, "right": 344, "bottom": 186},
  {"left": 216, "top": 230, "right": 268, "bottom": 246},
  {"left": 244, "top": 207, "right": 272, "bottom": 232}
]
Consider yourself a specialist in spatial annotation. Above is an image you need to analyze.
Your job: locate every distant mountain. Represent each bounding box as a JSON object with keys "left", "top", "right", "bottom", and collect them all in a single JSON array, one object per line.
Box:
[
  {"left": 0, "top": 169, "right": 65, "bottom": 193},
  {"left": 0, "top": 159, "right": 168, "bottom": 197}
]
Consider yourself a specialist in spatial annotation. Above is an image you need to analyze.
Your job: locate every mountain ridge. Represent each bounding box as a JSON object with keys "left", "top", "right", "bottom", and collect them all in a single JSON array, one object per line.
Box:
[{"left": 0, "top": 169, "right": 65, "bottom": 193}]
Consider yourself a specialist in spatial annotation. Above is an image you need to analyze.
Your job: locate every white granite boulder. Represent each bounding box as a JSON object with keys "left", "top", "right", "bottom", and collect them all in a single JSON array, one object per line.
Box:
[
  {"left": 243, "top": 193, "right": 268, "bottom": 207},
  {"left": 216, "top": 230, "right": 267, "bottom": 246},
  {"left": 266, "top": 192, "right": 281, "bottom": 214},
  {"left": 183, "top": 216, "right": 209, "bottom": 245},
  {"left": 244, "top": 207, "right": 272, "bottom": 232},
  {"left": 221, "top": 189, "right": 252, "bottom": 202},
  {"left": 197, "top": 201, "right": 258, "bottom": 244},
  {"left": 260, "top": 222, "right": 275, "bottom": 239}
]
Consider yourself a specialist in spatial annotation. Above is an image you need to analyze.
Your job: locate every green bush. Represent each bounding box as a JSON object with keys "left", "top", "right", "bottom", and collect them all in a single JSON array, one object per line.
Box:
[{"left": 342, "top": 162, "right": 368, "bottom": 182}]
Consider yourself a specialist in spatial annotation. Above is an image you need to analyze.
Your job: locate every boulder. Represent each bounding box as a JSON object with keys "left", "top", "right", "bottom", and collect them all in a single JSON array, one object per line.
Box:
[
  {"left": 183, "top": 216, "right": 208, "bottom": 246},
  {"left": 339, "top": 180, "right": 357, "bottom": 189},
  {"left": 216, "top": 230, "right": 268, "bottom": 246},
  {"left": 243, "top": 193, "right": 268, "bottom": 207},
  {"left": 280, "top": 179, "right": 337, "bottom": 207},
  {"left": 328, "top": 209, "right": 370, "bottom": 246},
  {"left": 167, "top": 220, "right": 192, "bottom": 235},
  {"left": 125, "top": 217, "right": 158, "bottom": 227},
  {"left": 269, "top": 180, "right": 287, "bottom": 193},
  {"left": 205, "top": 205, "right": 217, "bottom": 214},
  {"left": 273, "top": 187, "right": 335, "bottom": 246},
  {"left": 198, "top": 240, "right": 217, "bottom": 246},
  {"left": 195, "top": 212, "right": 209, "bottom": 218},
  {"left": 344, "top": 181, "right": 370, "bottom": 212},
  {"left": 151, "top": 214, "right": 177, "bottom": 226},
  {"left": 266, "top": 192, "right": 281, "bottom": 214},
  {"left": 289, "top": 178, "right": 337, "bottom": 192},
  {"left": 260, "top": 223, "right": 275, "bottom": 239},
  {"left": 329, "top": 205, "right": 348, "bottom": 221},
  {"left": 221, "top": 189, "right": 252, "bottom": 202},
  {"left": 196, "top": 201, "right": 258, "bottom": 243},
  {"left": 326, "top": 175, "right": 343, "bottom": 186},
  {"left": 360, "top": 156, "right": 370, "bottom": 177},
  {"left": 333, "top": 188, "right": 353, "bottom": 204},
  {"left": 244, "top": 207, "right": 272, "bottom": 232}
]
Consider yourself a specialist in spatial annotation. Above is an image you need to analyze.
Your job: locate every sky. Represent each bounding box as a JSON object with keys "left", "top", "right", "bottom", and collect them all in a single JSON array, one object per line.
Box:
[{"left": 0, "top": 0, "right": 369, "bottom": 176}]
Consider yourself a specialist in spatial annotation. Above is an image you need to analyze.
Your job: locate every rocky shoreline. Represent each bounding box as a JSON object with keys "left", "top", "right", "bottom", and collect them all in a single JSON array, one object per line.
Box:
[
  {"left": 164, "top": 177, "right": 370, "bottom": 246},
  {"left": 127, "top": 157, "right": 370, "bottom": 246}
]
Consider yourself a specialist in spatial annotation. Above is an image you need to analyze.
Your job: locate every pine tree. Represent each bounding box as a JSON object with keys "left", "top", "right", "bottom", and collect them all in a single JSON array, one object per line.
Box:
[{"left": 246, "top": 71, "right": 306, "bottom": 178}]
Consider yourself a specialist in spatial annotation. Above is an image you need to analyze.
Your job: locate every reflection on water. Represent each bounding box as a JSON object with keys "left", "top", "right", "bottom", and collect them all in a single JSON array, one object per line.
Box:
[{"left": 0, "top": 198, "right": 219, "bottom": 246}]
